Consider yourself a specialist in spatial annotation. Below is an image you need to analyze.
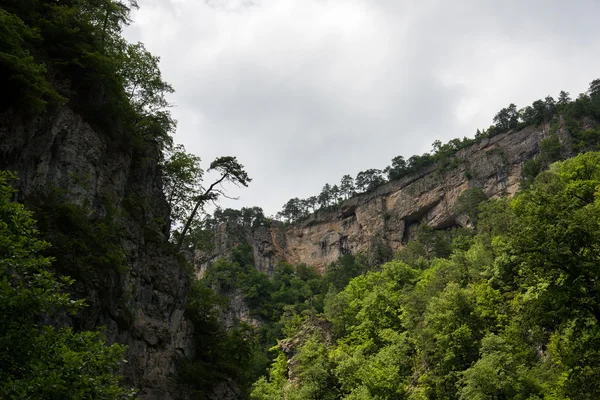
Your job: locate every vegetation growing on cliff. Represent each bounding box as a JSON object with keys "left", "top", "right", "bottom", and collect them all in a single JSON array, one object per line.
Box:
[
  {"left": 0, "top": 172, "right": 135, "bottom": 399},
  {"left": 0, "top": 0, "right": 175, "bottom": 150},
  {"left": 1, "top": 1, "right": 252, "bottom": 398},
  {"left": 4, "top": 1, "right": 600, "bottom": 399},
  {"left": 275, "top": 79, "right": 600, "bottom": 223},
  {"left": 188, "top": 88, "right": 600, "bottom": 395},
  {"left": 250, "top": 151, "right": 600, "bottom": 399},
  {"left": 181, "top": 241, "right": 370, "bottom": 397}
]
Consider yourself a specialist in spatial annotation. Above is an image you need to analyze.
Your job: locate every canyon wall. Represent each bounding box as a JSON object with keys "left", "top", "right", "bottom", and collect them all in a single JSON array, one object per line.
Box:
[
  {"left": 199, "top": 121, "right": 571, "bottom": 274},
  {"left": 0, "top": 107, "right": 194, "bottom": 399}
]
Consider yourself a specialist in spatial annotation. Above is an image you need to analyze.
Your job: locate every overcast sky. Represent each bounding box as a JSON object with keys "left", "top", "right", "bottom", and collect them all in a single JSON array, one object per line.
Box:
[{"left": 124, "top": 0, "right": 600, "bottom": 216}]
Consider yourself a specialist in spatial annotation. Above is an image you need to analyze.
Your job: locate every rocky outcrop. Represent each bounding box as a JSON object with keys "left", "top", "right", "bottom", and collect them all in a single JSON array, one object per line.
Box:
[
  {"left": 200, "top": 122, "right": 570, "bottom": 274},
  {"left": 0, "top": 107, "right": 194, "bottom": 399},
  {"left": 222, "top": 289, "right": 262, "bottom": 329},
  {"left": 278, "top": 315, "right": 333, "bottom": 384}
]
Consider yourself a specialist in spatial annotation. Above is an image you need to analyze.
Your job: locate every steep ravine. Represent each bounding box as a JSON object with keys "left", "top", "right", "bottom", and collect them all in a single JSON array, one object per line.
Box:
[
  {"left": 198, "top": 121, "right": 572, "bottom": 274},
  {"left": 0, "top": 105, "right": 574, "bottom": 399},
  {"left": 0, "top": 107, "right": 194, "bottom": 399}
]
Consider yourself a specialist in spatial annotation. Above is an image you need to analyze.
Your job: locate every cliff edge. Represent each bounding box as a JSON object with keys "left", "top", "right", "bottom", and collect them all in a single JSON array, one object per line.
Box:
[{"left": 199, "top": 121, "right": 571, "bottom": 274}]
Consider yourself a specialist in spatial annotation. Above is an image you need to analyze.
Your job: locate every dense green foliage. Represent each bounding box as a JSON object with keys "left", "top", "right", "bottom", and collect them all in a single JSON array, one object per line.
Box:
[
  {"left": 0, "top": 0, "right": 182, "bottom": 303},
  {"left": 5, "top": 2, "right": 600, "bottom": 398},
  {"left": 180, "top": 278, "right": 262, "bottom": 399},
  {"left": 32, "top": 187, "right": 128, "bottom": 280},
  {"left": 0, "top": 0, "right": 253, "bottom": 242},
  {"left": 249, "top": 152, "right": 600, "bottom": 399},
  {"left": 0, "top": 0, "right": 175, "bottom": 151},
  {"left": 0, "top": 171, "right": 134, "bottom": 399},
  {"left": 182, "top": 242, "right": 369, "bottom": 397}
]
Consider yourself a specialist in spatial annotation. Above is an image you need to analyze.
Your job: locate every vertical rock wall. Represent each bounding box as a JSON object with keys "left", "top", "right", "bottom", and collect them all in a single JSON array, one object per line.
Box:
[{"left": 0, "top": 107, "right": 194, "bottom": 399}]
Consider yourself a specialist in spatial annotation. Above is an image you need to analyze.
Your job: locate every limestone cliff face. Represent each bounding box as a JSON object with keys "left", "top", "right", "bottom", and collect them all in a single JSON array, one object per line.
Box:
[
  {"left": 0, "top": 107, "right": 193, "bottom": 399},
  {"left": 201, "top": 122, "right": 570, "bottom": 274}
]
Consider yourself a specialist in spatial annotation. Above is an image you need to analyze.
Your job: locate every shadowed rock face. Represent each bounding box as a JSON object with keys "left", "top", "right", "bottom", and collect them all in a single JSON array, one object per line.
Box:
[
  {"left": 200, "top": 122, "right": 569, "bottom": 274},
  {"left": 0, "top": 107, "right": 194, "bottom": 399}
]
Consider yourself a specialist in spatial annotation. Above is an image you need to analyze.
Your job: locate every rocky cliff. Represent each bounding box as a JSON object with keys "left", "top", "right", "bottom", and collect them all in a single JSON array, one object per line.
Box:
[
  {"left": 199, "top": 121, "right": 571, "bottom": 274},
  {"left": 0, "top": 107, "right": 194, "bottom": 399}
]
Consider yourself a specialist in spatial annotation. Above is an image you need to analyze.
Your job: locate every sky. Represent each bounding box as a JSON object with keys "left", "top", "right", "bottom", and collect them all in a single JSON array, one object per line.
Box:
[{"left": 124, "top": 0, "right": 600, "bottom": 216}]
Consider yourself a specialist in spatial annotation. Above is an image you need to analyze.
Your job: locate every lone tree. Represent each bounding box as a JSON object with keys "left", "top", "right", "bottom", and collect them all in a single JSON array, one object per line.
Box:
[
  {"left": 176, "top": 156, "right": 251, "bottom": 251},
  {"left": 162, "top": 144, "right": 203, "bottom": 229},
  {"left": 318, "top": 183, "right": 332, "bottom": 208}
]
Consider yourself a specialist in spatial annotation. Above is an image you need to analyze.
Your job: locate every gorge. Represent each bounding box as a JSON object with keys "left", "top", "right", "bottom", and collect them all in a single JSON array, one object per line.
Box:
[{"left": 2, "top": 1, "right": 600, "bottom": 399}]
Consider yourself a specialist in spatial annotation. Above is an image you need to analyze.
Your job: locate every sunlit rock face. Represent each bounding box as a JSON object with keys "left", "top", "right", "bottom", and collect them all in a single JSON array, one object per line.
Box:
[{"left": 200, "top": 122, "right": 567, "bottom": 274}]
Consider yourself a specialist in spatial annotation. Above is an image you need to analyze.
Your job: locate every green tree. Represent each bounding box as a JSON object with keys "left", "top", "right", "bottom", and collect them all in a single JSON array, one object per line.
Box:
[
  {"left": 291, "top": 332, "right": 338, "bottom": 400},
  {"left": 493, "top": 103, "right": 519, "bottom": 132},
  {"left": 279, "top": 198, "right": 304, "bottom": 222},
  {"left": 543, "top": 95, "right": 556, "bottom": 121},
  {"left": 180, "top": 278, "right": 260, "bottom": 397},
  {"left": 77, "top": 0, "right": 138, "bottom": 46},
  {"left": 508, "top": 152, "right": 600, "bottom": 324},
  {"left": 589, "top": 78, "right": 600, "bottom": 97},
  {"left": 240, "top": 206, "right": 267, "bottom": 229},
  {"left": 476, "top": 198, "right": 513, "bottom": 250},
  {"left": 557, "top": 90, "right": 571, "bottom": 107},
  {"left": 324, "top": 254, "right": 367, "bottom": 293},
  {"left": 384, "top": 155, "right": 408, "bottom": 181},
  {"left": 407, "top": 153, "right": 433, "bottom": 170},
  {"left": 0, "top": 9, "right": 65, "bottom": 112},
  {"left": 0, "top": 171, "right": 135, "bottom": 399},
  {"left": 120, "top": 41, "right": 176, "bottom": 149},
  {"left": 458, "top": 334, "right": 541, "bottom": 400},
  {"left": 318, "top": 183, "right": 333, "bottom": 208},
  {"left": 162, "top": 144, "right": 203, "bottom": 230},
  {"left": 340, "top": 175, "right": 355, "bottom": 199},
  {"left": 305, "top": 196, "right": 318, "bottom": 213},
  {"left": 331, "top": 184, "right": 342, "bottom": 204},
  {"left": 176, "top": 156, "right": 251, "bottom": 251},
  {"left": 355, "top": 169, "right": 385, "bottom": 193},
  {"left": 454, "top": 187, "right": 488, "bottom": 225},
  {"left": 250, "top": 351, "right": 288, "bottom": 400},
  {"left": 419, "top": 282, "right": 485, "bottom": 397},
  {"left": 121, "top": 41, "right": 174, "bottom": 115},
  {"left": 396, "top": 224, "right": 464, "bottom": 263}
]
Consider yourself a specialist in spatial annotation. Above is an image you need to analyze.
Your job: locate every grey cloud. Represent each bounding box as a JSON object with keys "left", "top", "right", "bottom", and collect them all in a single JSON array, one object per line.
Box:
[{"left": 125, "top": 0, "right": 600, "bottom": 215}]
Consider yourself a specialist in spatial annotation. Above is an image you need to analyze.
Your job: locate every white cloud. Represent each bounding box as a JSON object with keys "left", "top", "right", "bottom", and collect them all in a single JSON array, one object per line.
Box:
[{"left": 124, "top": 0, "right": 600, "bottom": 215}]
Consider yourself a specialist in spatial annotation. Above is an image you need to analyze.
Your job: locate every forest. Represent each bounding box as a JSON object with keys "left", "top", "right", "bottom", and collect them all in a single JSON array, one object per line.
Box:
[
  {"left": 177, "top": 145, "right": 600, "bottom": 399},
  {"left": 2, "top": 0, "right": 600, "bottom": 399},
  {"left": 182, "top": 81, "right": 600, "bottom": 398},
  {"left": 248, "top": 151, "right": 600, "bottom": 399}
]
